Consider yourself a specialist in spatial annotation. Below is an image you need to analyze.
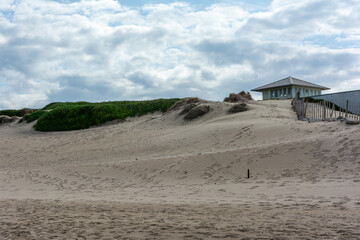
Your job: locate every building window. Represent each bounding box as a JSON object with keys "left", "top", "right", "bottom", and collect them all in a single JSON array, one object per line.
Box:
[
  {"left": 271, "top": 90, "right": 274, "bottom": 97},
  {"left": 305, "top": 89, "right": 308, "bottom": 96},
  {"left": 288, "top": 88, "right": 291, "bottom": 96},
  {"left": 283, "top": 88, "right": 286, "bottom": 96},
  {"left": 279, "top": 88, "right": 282, "bottom": 97},
  {"left": 275, "top": 89, "right": 278, "bottom": 97}
]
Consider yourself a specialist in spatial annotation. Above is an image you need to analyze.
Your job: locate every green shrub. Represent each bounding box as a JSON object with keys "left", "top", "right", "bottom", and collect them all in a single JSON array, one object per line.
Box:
[
  {"left": 42, "top": 101, "right": 91, "bottom": 110},
  {"left": 25, "top": 110, "right": 47, "bottom": 122},
  {"left": 0, "top": 109, "right": 22, "bottom": 117},
  {"left": 34, "top": 99, "right": 180, "bottom": 131}
]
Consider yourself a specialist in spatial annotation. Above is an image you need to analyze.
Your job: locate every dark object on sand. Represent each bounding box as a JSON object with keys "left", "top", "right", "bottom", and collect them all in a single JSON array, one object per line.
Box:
[
  {"left": 228, "top": 103, "right": 247, "bottom": 113},
  {"left": 184, "top": 105, "right": 210, "bottom": 120},
  {"left": 168, "top": 97, "right": 204, "bottom": 111},
  {"left": 224, "top": 91, "right": 253, "bottom": 103},
  {"left": 0, "top": 115, "right": 21, "bottom": 124},
  {"left": 179, "top": 103, "right": 198, "bottom": 115},
  {"left": 346, "top": 118, "right": 360, "bottom": 125}
]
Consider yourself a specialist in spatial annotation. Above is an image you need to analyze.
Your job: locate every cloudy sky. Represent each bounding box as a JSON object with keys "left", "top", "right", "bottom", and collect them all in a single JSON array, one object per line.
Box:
[{"left": 0, "top": 0, "right": 359, "bottom": 109}]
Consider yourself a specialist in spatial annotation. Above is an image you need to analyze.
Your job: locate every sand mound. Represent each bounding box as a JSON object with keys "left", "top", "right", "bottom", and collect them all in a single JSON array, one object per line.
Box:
[
  {"left": 168, "top": 97, "right": 205, "bottom": 111},
  {"left": 0, "top": 115, "right": 21, "bottom": 124},
  {"left": 1, "top": 99, "right": 359, "bottom": 239}
]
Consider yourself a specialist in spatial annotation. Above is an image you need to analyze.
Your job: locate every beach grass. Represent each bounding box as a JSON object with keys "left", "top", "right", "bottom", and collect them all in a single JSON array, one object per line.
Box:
[{"left": 26, "top": 99, "right": 180, "bottom": 131}]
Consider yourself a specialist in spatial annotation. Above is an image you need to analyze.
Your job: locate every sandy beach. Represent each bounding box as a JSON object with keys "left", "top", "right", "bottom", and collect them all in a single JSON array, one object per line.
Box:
[{"left": 1, "top": 99, "right": 360, "bottom": 239}]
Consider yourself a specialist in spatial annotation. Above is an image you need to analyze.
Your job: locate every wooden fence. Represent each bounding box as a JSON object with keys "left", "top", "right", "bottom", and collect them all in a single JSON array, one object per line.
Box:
[{"left": 292, "top": 95, "right": 360, "bottom": 121}]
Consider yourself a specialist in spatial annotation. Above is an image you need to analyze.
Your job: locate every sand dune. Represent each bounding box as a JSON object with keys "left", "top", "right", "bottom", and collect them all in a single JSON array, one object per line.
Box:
[{"left": 1, "top": 100, "right": 359, "bottom": 239}]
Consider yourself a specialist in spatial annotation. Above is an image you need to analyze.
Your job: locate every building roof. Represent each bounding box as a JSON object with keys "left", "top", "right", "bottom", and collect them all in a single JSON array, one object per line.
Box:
[{"left": 251, "top": 76, "right": 330, "bottom": 92}]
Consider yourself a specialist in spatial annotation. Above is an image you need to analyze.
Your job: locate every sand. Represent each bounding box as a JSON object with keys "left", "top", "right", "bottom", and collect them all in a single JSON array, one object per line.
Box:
[{"left": 0, "top": 100, "right": 360, "bottom": 239}]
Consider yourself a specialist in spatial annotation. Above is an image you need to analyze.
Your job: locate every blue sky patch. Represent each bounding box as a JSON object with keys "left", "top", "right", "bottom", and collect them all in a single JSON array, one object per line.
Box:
[{"left": 303, "top": 34, "right": 360, "bottom": 49}]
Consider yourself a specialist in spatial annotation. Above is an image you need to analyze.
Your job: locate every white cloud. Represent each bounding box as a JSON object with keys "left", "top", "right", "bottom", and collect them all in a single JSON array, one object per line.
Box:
[
  {"left": 331, "top": 78, "right": 360, "bottom": 93},
  {"left": 0, "top": 0, "right": 359, "bottom": 109},
  {"left": 0, "top": 0, "right": 15, "bottom": 11}
]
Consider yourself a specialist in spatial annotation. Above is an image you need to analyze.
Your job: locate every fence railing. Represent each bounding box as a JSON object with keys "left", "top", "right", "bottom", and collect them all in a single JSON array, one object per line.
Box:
[{"left": 292, "top": 94, "right": 360, "bottom": 122}]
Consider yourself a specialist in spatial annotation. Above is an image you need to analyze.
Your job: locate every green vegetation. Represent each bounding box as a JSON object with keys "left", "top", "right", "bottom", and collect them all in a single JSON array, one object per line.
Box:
[
  {"left": 0, "top": 109, "right": 23, "bottom": 117},
  {"left": 0, "top": 108, "right": 39, "bottom": 117},
  {"left": 32, "top": 99, "right": 180, "bottom": 131},
  {"left": 42, "top": 101, "right": 91, "bottom": 110},
  {"left": 25, "top": 110, "right": 47, "bottom": 122}
]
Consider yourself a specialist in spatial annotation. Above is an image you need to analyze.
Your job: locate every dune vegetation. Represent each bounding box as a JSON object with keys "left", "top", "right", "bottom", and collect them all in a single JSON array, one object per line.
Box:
[
  {"left": 24, "top": 99, "right": 180, "bottom": 131},
  {"left": 0, "top": 109, "right": 24, "bottom": 117}
]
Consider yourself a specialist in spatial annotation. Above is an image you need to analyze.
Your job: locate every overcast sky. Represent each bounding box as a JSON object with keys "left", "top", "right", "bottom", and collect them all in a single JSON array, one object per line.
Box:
[{"left": 0, "top": 0, "right": 359, "bottom": 109}]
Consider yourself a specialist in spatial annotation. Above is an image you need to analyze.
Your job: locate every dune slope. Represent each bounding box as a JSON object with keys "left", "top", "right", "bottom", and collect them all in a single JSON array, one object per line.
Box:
[{"left": 0, "top": 100, "right": 359, "bottom": 239}]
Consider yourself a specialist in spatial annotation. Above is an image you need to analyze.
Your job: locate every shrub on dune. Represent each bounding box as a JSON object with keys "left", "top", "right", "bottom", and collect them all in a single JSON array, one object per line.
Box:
[{"left": 33, "top": 99, "right": 180, "bottom": 131}]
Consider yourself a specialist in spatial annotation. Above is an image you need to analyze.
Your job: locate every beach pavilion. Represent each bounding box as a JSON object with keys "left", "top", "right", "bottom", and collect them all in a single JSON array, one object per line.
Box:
[{"left": 251, "top": 76, "right": 330, "bottom": 100}]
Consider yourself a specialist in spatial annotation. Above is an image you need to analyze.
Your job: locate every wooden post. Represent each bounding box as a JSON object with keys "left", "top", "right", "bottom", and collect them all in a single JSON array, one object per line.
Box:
[
  {"left": 312, "top": 103, "right": 314, "bottom": 119},
  {"left": 296, "top": 100, "right": 299, "bottom": 117},
  {"left": 304, "top": 100, "right": 308, "bottom": 118},
  {"left": 302, "top": 98, "right": 305, "bottom": 118},
  {"left": 311, "top": 103, "right": 314, "bottom": 118},
  {"left": 314, "top": 103, "right": 316, "bottom": 119},
  {"left": 325, "top": 101, "right": 327, "bottom": 119},
  {"left": 325, "top": 101, "right": 327, "bottom": 118},
  {"left": 298, "top": 102, "right": 300, "bottom": 117},
  {"left": 247, "top": 169, "right": 250, "bottom": 179},
  {"left": 327, "top": 101, "right": 329, "bottom": 118},
  {"left": 323, "top": 101, "right": 326, "bottom": 120},
  {"left": 345, "top": 100, "right": 348, "bottom": 118}
]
